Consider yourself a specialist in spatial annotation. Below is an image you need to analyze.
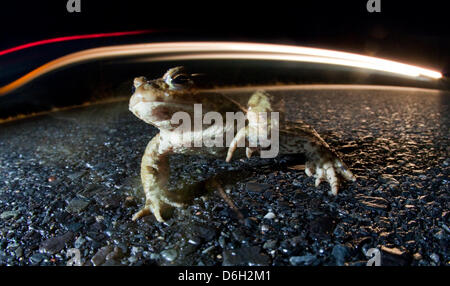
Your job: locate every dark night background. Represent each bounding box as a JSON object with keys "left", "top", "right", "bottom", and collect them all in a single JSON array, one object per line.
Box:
[
  {"left": 0, "top": 0, "right": 449, "bottom": 74},
  {"left": 0, "top": 0, "right": 449, "bottom": 118}
]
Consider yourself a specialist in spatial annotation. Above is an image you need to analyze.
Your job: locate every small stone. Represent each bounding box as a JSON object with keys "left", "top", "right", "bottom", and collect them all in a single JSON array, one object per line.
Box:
[
  {"left": 7, "top": 241, "right": 19, "bottom": 249},
  {"left": 433, "top": 229, "right": 445, "bottom": 240},
  {"left": 66, "top": 197, "right": 90, "bottom": 214},
  {"left": 231, "top": 229, "right": 248, "bottom": 243},
  {"left": 15, "top": 247, "right": 23, "bottom": 258},
  {"left": 429, "top": 253, "right": 440, "bottom": 264},
  {"left": 218, "top": 236, "right": 226, "bottom": 248},
  {"left": 150, "top": 253, "right": 160, "bottom": 260},
  {"left": 128, "top": 256, "right": 138, "bottom": 263},
  {"left": 356, "top": 195, "right": 390, "bottom": 212},
  {"left": 332, "top": 244, "right": 349, "bottom": 265},
  {"left": 160, "top": 249, "right": 178, "bottom": 262},
  {"left": 201, "top": 245, "right": 215, "bottom": 254},
  {"left": 131, "top": 246, "right": 143, "bottom": 255},
  {"left": 263, "top": 240, "right": 277, "bottom": 249},
  {"left": 418, "top": 175, "right": 427, "bottom": 180},
  {"left": 66, "top": 222, "right": 83, "bottom": 232},
  {"left": 0, "top": 211, "right": 19, "bottom": 220},
  {"left": 74, "top": 236, "right": 86, "bottom": 248},
  {"left": 187, "top": 237, "right": 201, "bottom": 245},
  {"left": 30, "top": 253, "right": 47, "bottom": 264},
  {"left": 67, "top": 171, "right": 87, "bottom": 181},
  {"left": 40, "top": 231, "right": 74, "bottom": 254},
  {"left": 289, "top": 254, "right": 317, "bottom": 266},
  {"left": 105, "top": 247, "right": 124, "bottom": 261},
  {"left": 264, "top": 212, "right": 276, "bottom": 219},
  {"left": 292, "top": 180, "right": 303, "bottom": 187},
  {"left": 91, "top": 245, "right": 114, "bottom": 266}
]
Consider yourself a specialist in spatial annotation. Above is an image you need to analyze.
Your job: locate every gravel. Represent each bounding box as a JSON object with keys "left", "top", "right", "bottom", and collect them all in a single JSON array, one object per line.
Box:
[{"left": 0, "top": 86, "right": 448, "bottom": 266}]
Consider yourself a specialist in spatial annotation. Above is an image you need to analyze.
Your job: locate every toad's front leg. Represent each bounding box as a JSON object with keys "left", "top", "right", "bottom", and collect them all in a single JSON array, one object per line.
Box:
[
  {"left": 132, "top": 133, "right": 181, "bottom": 222},
  {"left": 226, "top": 119, "right": 356, "bottom": 195}
]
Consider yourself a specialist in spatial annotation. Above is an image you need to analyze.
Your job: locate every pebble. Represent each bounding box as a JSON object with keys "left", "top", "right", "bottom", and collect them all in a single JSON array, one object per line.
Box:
[
  {"left": 201, "top": 245, "right": 215, "bottom": 254},
  {"left": 128, "top": 256, "right": 138, "bottom": 264},
  {"left": 0, "top": 211, "right": 19, "bottom": 220},
  {"left": 106, "top": 247, "right": 124, "bottom": 262},
  {"left": 66, "top": 197, "right": 90, "bottom": 214},
  {"left": 74, "top": 236, "right": 86, "bottom": 248},
  {"left": 150, "top": 253, "right": 160, "bottom": 260},
  {"left": 131, "top": 246, "right": 144, "bottom": 255},
  {"left": 263, "top": 240, "right": 277, "bottom": 249},
  {"left": 160, "top": 249, "right": 178, "bottom": 262},
  {"left": 91, "top": 245, "right": 114, "bottom": 266},
  {"left": 66, "top": 222, "right": 83, "bottom": 232},
  {"left": 331, "top": 244, "right": 349, "bottom": 265},
  {"left": 433, "top": 229, "right": 445, "bottom": 240},
  {"left": 429, "top": 253, "right": 440, "bottom": 264},
  {"left": 29, "top": 253, "right": 47, "bottom": 264},
  {"left": 67, "top": 171, "right": 87, "bottom": 181},
  {"left": 14, "top": 247, "right": 23, "bottom": 258},
  {"left": 356, "top": 195, "right": 390, "bottom": 212},
  {"left": 188, "top": 237, "right": 202, "bottom": 246},
  {"left": 264, "top": 212, "right": 276, "bottom": 219},
  {"left": 218, "top": 236, "right": 227, "bottom": 248},
  {"left": 289, "top": 254, "right": 317, "bottom": 266},
  {"left": 40, "top": 231, "right": 74, "bottom": 254}
]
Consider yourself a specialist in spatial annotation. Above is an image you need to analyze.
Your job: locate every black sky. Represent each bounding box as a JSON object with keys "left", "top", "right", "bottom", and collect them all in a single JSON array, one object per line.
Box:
[{"left": 0, "top": 1, "right": 449, "bottom": 75}]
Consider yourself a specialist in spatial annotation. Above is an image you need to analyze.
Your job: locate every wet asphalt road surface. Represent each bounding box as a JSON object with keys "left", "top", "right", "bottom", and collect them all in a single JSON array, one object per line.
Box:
[{"left": 0, "top": 85, "right": 448, "bottom": 266}]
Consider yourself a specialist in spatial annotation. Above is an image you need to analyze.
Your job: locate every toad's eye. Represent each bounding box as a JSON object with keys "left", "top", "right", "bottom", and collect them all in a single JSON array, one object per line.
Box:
[{"left": 131, "top": 85, "right": 136, "bottom": 94}]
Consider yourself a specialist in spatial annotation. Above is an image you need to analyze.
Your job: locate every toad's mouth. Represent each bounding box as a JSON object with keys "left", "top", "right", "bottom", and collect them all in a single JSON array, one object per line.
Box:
[{"left": 130, "top": 101, "right": 196, "bottom": 122}]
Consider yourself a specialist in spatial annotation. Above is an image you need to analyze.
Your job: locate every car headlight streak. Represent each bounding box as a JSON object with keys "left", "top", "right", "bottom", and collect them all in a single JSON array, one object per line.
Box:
[{"left": 0, "top": 42, "right": 442, "bottom": 95}]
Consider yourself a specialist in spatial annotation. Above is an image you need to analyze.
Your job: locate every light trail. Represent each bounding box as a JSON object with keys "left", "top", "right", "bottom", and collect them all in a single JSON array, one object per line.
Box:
[
  {"left": 0, "top": 30, "right": 153, "bottom": 57},
  {"left": 0, "top": 42, "right": 442, "bottom": 95}
]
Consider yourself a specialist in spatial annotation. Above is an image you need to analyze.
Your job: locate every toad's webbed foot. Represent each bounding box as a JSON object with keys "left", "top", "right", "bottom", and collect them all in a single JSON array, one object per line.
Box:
[
  {"left": 131, "top": 191, "right": 180, "bottom": 222},
  {"left": 305, "top": 149, "right": 356, "bottom": 195}
]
